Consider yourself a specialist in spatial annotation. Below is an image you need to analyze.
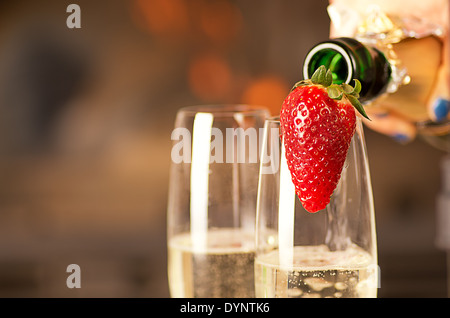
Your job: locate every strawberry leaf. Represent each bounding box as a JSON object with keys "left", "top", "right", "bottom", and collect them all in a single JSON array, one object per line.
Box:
[
  {"left": 324, "top": 69, "right": 333, "bottom": 87},
  {"left": 350, "top": 79, "right": 361, "bottom": 95},
  {"left": 311, "top": 65, "right": 333, "bottom": 88},
  {"left": 346, "top": 94, "right": 370, "bottom": 120},
  {"left": 341, "top": 83, "right": 353, "bottom": 94},
  {"left": 291, "top": 80, "right": 311, "bottom": 92},
  {"left": 311, "top": 65, "right": 326, "bottom": 85},
  {"left": 327, "top": 85, "right": 343, "bottom": 100}
]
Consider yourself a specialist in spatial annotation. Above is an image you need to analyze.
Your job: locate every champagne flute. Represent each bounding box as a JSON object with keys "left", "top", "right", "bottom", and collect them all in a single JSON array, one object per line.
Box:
[
  {"left": 255, "top": 117, "right": 379, "bottom": 298},
  {"left": 167, "top": 104, "right": 270, "bottom": 298}
]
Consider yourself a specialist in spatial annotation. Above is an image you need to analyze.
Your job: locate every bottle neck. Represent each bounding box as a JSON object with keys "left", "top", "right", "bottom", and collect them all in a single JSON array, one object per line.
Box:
[{"left": 303, "top": 37, "right": 392, "bottom": 104}]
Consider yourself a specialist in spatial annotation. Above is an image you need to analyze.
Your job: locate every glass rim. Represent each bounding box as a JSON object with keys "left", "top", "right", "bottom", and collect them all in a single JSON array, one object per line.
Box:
[
  {"left": 177, "top": 104, "right": 270, "bottom": 117},
  {"left": 265, "top": 116, "right": 280, "bottom": 123}
]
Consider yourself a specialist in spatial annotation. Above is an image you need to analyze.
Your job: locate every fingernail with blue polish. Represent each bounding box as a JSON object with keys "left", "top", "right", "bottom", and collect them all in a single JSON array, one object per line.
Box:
[
  {"left": 392, "top": 133, "right": 411, "bottom": 144},
  {"left": 433, "top": 98, "right": 450, "bottom": 122}
]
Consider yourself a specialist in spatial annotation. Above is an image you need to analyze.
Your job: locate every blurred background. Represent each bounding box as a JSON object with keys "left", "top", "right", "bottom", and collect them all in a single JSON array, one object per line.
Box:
[{"left": 0, "top": 0, "right": 446, "bottom": 297}]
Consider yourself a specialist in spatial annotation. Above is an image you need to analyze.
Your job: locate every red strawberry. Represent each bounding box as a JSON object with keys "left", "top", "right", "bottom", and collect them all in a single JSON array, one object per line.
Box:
[{"left": 280, "top": 65, "right": 368, "bottom": 213}]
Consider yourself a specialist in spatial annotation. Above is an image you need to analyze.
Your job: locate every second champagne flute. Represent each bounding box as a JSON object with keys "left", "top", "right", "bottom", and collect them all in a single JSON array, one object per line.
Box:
[
  {"left": 255, "top": 117, "right": 379, "bottom": 298},
  {"left": 167, "top": 104, "right": 270, "bottom": 298}
]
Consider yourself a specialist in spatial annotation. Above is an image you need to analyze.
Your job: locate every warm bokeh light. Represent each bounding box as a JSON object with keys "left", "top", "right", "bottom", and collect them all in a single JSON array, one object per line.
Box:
[
  {"left": 241, "top": 75, "right": 290, "bottom": 115},
  {"left": 131, "top": 0, "right": 242, "bottom": 46},
  {"left": 187, "top": 52, "right": 232, "bottom": 102},
  {"left": 198, "top": 0, "right": 243, "bottom": 46},
  {"left": 131, "top": 0, "right": 190, "bottom": 37}
]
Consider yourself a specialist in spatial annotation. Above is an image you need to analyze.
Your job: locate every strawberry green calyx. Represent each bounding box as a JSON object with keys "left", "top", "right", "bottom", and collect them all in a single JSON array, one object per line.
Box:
[{"left": 291, "top": 65, "right": 370, "bottom": 120}]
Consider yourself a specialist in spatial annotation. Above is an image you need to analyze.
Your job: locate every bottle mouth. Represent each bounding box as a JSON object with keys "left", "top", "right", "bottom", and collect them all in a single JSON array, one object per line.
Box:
[{"left": 303, "top": 42, "right": 353, "bottom": 84}]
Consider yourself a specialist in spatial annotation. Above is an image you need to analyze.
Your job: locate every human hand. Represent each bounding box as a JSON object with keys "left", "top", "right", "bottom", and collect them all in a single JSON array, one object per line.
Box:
[{"left": 328, "top": 0, "right": 449, "bottom": 144}]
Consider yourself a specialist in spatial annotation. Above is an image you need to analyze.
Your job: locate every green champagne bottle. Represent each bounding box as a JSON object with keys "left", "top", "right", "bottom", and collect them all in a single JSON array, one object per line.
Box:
[{"left": 303, "top": 37, "right": 392, "bottom": 104}]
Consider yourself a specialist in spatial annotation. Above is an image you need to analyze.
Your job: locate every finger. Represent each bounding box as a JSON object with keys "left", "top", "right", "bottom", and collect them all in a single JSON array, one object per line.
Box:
[
  {"left": 427, "top": 32, "right": 449, "bottom": 122},
  {"left": 430, "top": 98, "right": 450, "bottom": 122}
]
